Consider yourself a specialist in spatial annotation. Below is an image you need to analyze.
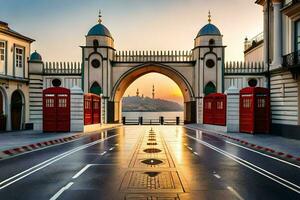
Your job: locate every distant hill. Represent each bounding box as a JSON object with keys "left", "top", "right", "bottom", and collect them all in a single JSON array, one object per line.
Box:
[{"left": 122, "top": 96, "right": 183, "bottom": 112}]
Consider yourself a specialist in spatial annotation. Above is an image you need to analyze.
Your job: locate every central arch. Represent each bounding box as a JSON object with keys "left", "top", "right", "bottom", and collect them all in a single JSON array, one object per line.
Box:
[{"left": 110, "top": 63, "right": 196, "bottom": 124}]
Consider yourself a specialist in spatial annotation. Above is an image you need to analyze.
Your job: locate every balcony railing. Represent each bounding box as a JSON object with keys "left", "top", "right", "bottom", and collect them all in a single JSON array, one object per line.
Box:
[
  {"left": 283, "top": 50, "right": 300, "bottom": 69},
  {"left": 113, "top": 50, "right": 194, "bottom": 62},
  {"left": 225, "top": 61, "right": 266, "bottom": 74},
  {"left": 43, "top": 62, "right": 82, "bottom": 75}
]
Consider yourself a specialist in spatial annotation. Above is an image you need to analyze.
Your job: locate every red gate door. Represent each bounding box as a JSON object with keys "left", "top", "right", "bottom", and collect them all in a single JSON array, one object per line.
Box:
[
  {"left": 43, "top": 87, "right": 70, "bottom": 132},
  {"left": 84, "top": 94, "right": 92, "bottom": 125},
  {"left": 43, "top": 93, "right": 56, "bottom": 132},
  {"left": 203, "top": 95, "right": 214, "bottom": 124},
  {"left": 92, "top": 95, "right": 100, "bottom": 124},
  {"left": 214, "top": 94, "right": 226, "bottom": 126},
  {"left": 240, "top": 94, "right": 254, "bottom": 133},
  {"left": 56, "top": 94, "right": 70, "bottom": 132},
  {"left": 255, "top": 94, "right": 270, "bottom": 133}
]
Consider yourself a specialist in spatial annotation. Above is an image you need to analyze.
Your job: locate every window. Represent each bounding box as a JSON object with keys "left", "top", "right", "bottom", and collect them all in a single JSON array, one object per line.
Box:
[
  {"left": 46, "top": 99, "right": 54, "bottom": 108},
  {"left": 296, "top": 20, "right": 300, "bottom": 52},
  {"left": 0, "top": 41, "right": 5, "bottom": 74},
  {"left": 243, "top": 98, "right": 252, "bottom": 109},
  {"left": 15, "top": 47, "right": 24, "bottom": 68},
  {"left": 209, "top": 39, "right": 215, "bottom": 45},
  {"left": 217, "top": 101, "right": 223, "bottom": 109},
  {"left": 58, "top": 98, "right": 67, "bottom": 108},
  {"left": 93, "top": 39, "right": 99, "bottom": 47},
  {"left": 257, "top": 98, "right": 266, "bottom": 108}
]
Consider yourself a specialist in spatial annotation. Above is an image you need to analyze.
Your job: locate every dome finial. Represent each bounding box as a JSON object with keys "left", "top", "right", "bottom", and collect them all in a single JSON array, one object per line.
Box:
[
  {"left": 208, "top": 10, "right": 211, "bottom": 24},
  {"left": 98, "top": 10, "right": 102, "bottom": 24}
]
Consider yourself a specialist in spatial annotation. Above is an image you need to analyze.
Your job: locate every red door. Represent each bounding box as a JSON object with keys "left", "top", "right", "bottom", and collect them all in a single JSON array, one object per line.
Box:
[
  {"left": 84, "top": 94, "right": 92, "bottom": 125},
  {"left": 240, "top": 94, "right": 254, "bottom": 133},
  {"left": 255, "top": 94, "right": 269, "bottom": 133},
  {"left": 43, "top": 87, "right": 70, "bottom": 132},
  {"left": 92, "top": 95, "right": 100, "bottom": 124},
  {"left": 203, "top": 95, "right": 214, "bottom": 124},
  {"left": 214, "top": 94, "right": 226, "bottom": 126}
]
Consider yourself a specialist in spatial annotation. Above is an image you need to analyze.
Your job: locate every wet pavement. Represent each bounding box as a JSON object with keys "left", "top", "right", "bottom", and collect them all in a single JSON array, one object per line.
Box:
[{"left": 0, "top": 126, "right": 299, "bottom": 199}]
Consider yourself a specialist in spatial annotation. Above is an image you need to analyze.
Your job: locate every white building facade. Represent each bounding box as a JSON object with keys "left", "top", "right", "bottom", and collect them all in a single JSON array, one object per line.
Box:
[
  {"left": 0, "top": 21, "right": 34, "bottom": 131},
  {"left": 255, "top": 0, "right": 300, "bottom": 138}
]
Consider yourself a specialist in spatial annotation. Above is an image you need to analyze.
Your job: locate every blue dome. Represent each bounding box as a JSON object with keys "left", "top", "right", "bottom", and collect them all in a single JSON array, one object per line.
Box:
[
  {"left": 197, "top": 23, "right": 221, "bottom": 37},
  {"left": 30, "top": 51, "right": 42, "bottom": 62},
  {"left": 87, "top": 23, "right": 112, "bottom": 38}
]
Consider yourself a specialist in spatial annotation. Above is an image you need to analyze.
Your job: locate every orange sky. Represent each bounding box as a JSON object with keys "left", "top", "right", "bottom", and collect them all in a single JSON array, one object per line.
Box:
[
  {"left": 1, "top": 0, "right": 263, "bottom": 104},
  {"left": 124, "top": 73, "right": 183, "bottom": 104}
]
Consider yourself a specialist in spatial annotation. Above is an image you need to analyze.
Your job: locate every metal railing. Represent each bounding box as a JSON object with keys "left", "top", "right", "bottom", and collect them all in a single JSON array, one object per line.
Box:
[
  {"left": 283, "top": 50, "right": 300, "bottom": 69},
  {"left": 122, "top": 116, "right": 182, "bottom": 125},
  {"left": 225, "top": 61, "right": 266, "bottom": 74},
  {"left": 43, "top": 62, "right": 82, "bottom": 75},
  {"left": 244, "top": 32, "right": 264, "bottom": 52},
  {"left": 113, "top": 50, "right": 194, "bottom": 62}
]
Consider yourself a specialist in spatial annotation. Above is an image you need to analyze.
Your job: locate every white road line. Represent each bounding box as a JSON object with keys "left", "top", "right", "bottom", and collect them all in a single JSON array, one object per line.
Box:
[
  {"left": 186, "top": 134, "right": 300, "bottom": 194},
  {"left": 227, "top": 186, "right": 244, "bottom": 200},
  {"left": 49, "top": 182, "right": 74, "bottom": 200},
  {"left": 225, "top": 140, "right": 300, "bottom": 169},
  {"left": 193, "top": 151, "right": 199, "bottom": 155},
  {"left": 0, "top": 134, "right": 118, "bottom": 190},
  {"left": 72, "top": 164, "right": 92, "bottom": 179},
  {"left": 100, "top": 151, "right": 107, "bottom": 156},
  {"left": 213, "top": 174, "right": 221, "bottom": 179},
  {"left": 109, "top": 147, "right": 115, "bottom": 151},
  {"left": 185, "top": 126, "right": 299, "bottom": 168}
]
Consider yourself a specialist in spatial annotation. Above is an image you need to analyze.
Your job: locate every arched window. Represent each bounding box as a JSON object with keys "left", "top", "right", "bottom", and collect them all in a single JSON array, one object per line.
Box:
[
  {"left": 93, "top": 40, "right": 99, "bottom": 47},
  {"left": 209, "top": 39, "right": 215, "bottom": 46},
  {"left": 204, "top": 81, "right": 216, "bottom": 96},
  {"left": 90, "top": 82, "right": 102, "bottom": 95}
]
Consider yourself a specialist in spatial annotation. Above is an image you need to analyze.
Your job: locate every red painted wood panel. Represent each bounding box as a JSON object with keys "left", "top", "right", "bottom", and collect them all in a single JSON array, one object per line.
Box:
[
  {"left": 240, "top": 87, "right": 270, "bottom": 134},
  {"left": 43, "top": 87, "right": 70, "bottom": 132},
  {"left": 203, "top": 93, "right": 226, "bottom": 126}
]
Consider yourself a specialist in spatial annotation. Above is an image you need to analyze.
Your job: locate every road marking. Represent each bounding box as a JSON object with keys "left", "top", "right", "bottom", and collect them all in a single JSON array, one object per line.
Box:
[
  {"left": 100, "top": 151, "right": 107, "bottom": 156},
  {"left": 109, "top": 147, "right": 115, "bottom": 151},
  {"left": 0, "top": 134, "right": 118, "bottom": 190},
  {"left": 213, "top": 174, "right": 221, "bottom": 179},
  {"left": 225, "top": 140, "right": 300, "bottom": 169},
  {"left": 227, "top": 186, "right": 244, "bottom": 200},
  {"left": 72, "top": 164, "right": 92, "bottom": 179},
  {"left": 185, "top": 134, "right": 300, "bottom": 194},
  {"left": 185, "top": 126, "right": 299, "bottom": 168},
  {"left": 193, "top": 151, "right": 199, "bottom": 155},
  {"left": 50, "top": 182, "right": 73, "bottom": 200},
  {"left": 187, "top": 146, "right": 193, "bottom": 151}
]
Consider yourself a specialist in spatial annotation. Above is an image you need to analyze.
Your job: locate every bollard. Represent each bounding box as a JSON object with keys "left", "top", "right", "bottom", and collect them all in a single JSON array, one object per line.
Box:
[
  {"left": 139, "top": 117, "right": 143, "bottom": 125},
  {"left": 122, "top": 117, "right": 126, "bottom": 125},
  {"left": 176, "top": 117, "right": 180, "bottom": 125},
  {"left": 160, "top": 116, "right": 164, "bottom": 125}
]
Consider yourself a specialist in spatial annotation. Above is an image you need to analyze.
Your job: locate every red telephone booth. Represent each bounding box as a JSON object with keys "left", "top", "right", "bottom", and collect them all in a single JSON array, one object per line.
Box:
[
  {"left": 43, "top": 87, "right": 70, "bottom": 132},
  {"left": 92, "top": 95, "right": 100, "bottom": 124},
  {"left": 84, "top": 94, "right": 92, "bottom": 125},
  {"left": 203, "top": 93, "right": 226, "bottom": 126},
  {"left": 240, "top": 87, "right": 270, "bottom": 134},
  {"left": 84, "top": 93, "right": 101, "bottom": 125}
]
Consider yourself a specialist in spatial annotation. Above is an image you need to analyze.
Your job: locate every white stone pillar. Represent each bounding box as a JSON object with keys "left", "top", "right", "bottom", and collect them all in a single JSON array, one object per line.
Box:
[
  {"left": 263, "top": 4, "right": 269, "bottom": 65},
  {"left": 70, "top": 86, "right": 84, "bottom": 132},
  {"left": 196, "top": 97, "right": 204, "bottom": 124},
  {"left": 272, "top": 1, "right": 282, "bottom": 68},
  {"left": 225, "top": 86, "right": 240, "bottom": 132}
]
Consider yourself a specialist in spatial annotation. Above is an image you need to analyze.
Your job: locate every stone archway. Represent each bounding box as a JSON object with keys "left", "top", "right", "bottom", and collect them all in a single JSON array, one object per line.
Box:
[
  {"left": 0, "top": 87, "right": 7, "bottom": 131},
  {"left": 11, "top": 90, "right": 24, "bottom": 130},
  {"left": 110, "top": 64, "right": 196, "bottom": 124}
]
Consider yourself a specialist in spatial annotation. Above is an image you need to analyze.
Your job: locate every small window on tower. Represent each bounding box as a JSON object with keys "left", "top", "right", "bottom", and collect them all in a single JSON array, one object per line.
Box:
[
  {"left": 93, "top": 40, "right": 99, "bottom": 47},
  {"left": 209, "top": 39, "right": 215, "bottom": 46}
]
